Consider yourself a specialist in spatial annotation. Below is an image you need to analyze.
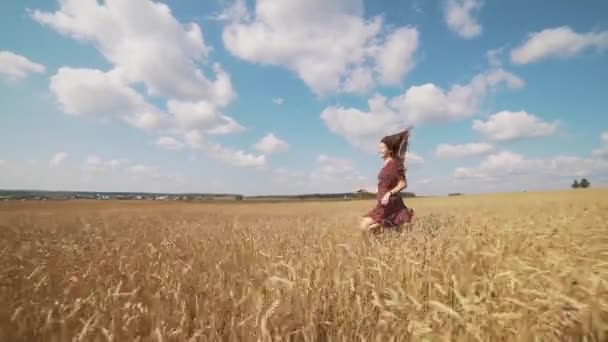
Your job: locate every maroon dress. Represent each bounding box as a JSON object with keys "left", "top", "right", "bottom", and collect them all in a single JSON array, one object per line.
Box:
[{"left": 365, "top": 158, "right": 414, "bottom": 228}]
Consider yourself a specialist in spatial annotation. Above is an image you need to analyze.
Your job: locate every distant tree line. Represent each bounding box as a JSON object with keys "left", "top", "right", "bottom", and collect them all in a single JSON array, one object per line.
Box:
[{"left": 571, "top": 178, "right": 590, "bottom": 189}]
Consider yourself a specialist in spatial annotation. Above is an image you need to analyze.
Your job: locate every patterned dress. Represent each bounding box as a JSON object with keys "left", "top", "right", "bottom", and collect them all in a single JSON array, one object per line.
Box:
[{"left": 365, "top": 158, "right": 414, "bottom": 228}]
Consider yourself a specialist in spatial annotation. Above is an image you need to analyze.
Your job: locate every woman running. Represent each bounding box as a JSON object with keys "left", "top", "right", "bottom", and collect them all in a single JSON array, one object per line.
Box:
[{"left": 360, "top": 128, "right": 415, "bottom": 234}]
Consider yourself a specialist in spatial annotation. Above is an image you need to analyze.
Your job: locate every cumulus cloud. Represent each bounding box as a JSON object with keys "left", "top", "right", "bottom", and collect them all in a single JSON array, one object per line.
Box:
[
  {"left": 166, "top": 99, "right": 245, "bottom": 135},
  {"left": 50, "top": 67, "right": 170, "bottom": 130},
  {"left": 454, "top": 151, "right": 608, "bottom": 182},
  {"left": 205, "top": 144, "right": 266, "bottom": 168},
  {"left": 472, "top": 110, "right": 558, "bottom": 142},
  {"left": 254, "top": 133, "right": 289, "bottom": 154},
  {"left": 406, "top": 152, "right": 425, "bottom": 165},
  {"left": 185, "top": 131, "right": 266, "bottom": 168},
  {"left": 32, "top": 0, "right": 256, "bottom": 167},
  {"left": 511, "top": 26, "right": 608, "bottom": 64},
  {"left": 272, "top": 97, "right": 284, "bottom": 105},
  {"left": 0, "top": 50, "right": 45, "bottom": 81},
  {"left": 32, "top": 0, "right": 233, "bottom": 104},
  {"left": 321, "top": 94, "right": 401, "bottom": 149},
  {"left": 156, "top": 136, "right": 185, "bottom": 151},
  {"left": 442, "top": 0, "right": 483, "bottom": 39},
  {"left": 49, "top": 152, "right": 68, "bottom": 167},
  {"left": 389, "top": 68, "right": 524, "bottom": 124},
  {"left": 373, "top": 27, "right": 419, "bottom": 86},
  {"left": 435, "top": 142, "right": 493, "bottom": 158},
  {"left": 321, "top": 68, "right": 523, "bottom": 149},
  {"left": 221, "top": 0, "right": 419, "bottom": 94}
]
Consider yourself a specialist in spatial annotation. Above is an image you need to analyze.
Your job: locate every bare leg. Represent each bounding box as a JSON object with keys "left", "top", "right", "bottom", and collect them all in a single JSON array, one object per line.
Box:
[{"left": 360, "top": 217, "right": 382, "bottom": 235}]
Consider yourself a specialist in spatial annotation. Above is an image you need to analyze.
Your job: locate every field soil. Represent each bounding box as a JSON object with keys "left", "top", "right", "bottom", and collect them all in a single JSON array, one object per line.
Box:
[{"left": 1, "top": 189, "right": 607, "bottom": 341}]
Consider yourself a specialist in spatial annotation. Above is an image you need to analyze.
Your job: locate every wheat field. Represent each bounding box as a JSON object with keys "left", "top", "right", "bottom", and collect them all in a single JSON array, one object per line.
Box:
[{"left": 1, "top": 189, "right": 607, "bottom": 341}]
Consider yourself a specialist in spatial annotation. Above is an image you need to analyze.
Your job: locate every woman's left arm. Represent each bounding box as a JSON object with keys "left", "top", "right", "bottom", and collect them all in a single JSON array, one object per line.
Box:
[
  {"left": 389, "top": 178, "right": 406, "bottom": 196},
  {"left": 381, "top": 177, "right": 406, "bottom": 205}
]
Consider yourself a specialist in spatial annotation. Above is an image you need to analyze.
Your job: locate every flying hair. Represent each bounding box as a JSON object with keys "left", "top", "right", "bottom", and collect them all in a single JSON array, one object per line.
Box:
[{"left": 381, "top": 126, "right": 413, "bottom": 163}]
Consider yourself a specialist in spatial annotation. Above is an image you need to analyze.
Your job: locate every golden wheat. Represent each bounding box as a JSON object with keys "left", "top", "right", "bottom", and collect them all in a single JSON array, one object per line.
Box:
[{"left": 0, "top": 189, "right": 607, "bottom": 341}]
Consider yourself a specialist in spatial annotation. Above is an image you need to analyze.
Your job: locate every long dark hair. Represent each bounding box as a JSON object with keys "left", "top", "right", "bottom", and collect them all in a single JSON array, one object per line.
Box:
[{"left": 381, "top": 127, "right": 412, "bottom": 162}]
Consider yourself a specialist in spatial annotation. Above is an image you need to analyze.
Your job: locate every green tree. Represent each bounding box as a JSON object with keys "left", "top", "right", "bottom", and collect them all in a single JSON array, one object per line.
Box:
[
  {"left": 580, "top": 178, "right": 590, "bottom": 188},
  {"left": 572, "top": 180, "right": 579, "bottom": 189}
]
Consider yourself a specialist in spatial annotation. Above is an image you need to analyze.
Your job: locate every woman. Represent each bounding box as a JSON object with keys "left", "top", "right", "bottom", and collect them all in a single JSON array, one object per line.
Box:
[{"left": 360, "top": 128, "right": 415, "bottom": 234}]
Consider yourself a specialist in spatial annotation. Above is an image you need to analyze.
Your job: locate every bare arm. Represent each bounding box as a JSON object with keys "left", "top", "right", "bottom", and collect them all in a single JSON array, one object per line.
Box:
[{"left": 389, "top": 178, "right": 406, "bottom": 196}]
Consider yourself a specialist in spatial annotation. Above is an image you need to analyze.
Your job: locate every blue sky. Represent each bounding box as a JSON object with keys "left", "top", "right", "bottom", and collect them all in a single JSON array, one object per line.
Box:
[{"left": 1, "top": 0, "right": 607, "bottom": 196}]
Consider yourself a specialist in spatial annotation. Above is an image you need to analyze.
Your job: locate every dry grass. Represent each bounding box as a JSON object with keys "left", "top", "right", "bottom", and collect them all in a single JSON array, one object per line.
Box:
[{"left": 1, "top": 189, "right": 607, "bottom": 341}]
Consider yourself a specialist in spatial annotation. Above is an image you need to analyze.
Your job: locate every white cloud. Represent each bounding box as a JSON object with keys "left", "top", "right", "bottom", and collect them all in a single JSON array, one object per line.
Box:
[
  {"left": 272, "top": 97, "right": 284, "bottom": 105},
  {"left": 156, "top": 136, "right": 185, "bottom": 151},
  {"left": 442, "top": 0, "right": 483, "bottom": 39},
  {"left": 185, "top": 131, "right": 266, "bottom": 168},
  {"left": 0, "top": 50, "right": 45, "bottom": 81},
  {"left": 32, "top": 0, "right": 233, "bottom": 104},
  {"left": 435, "top": 142, "right": 493, "bottom": 158},
  {"left": 166, "top": 100, "right": 216, "bottom": 130},
  {"left": 373, "top": 26, "right": 419, "bottom": 86},
  {"left": 406, "top": 152, "right": 425, "bottom": 165},
  {"left": 166, "top": 100, "right": 245, "bottom": 135},
  {"left": 310, "top": 154, "right": 366, "bottom": 184},
  {"left": 49, "top": 152, "right": 68, "bottom": 167},
  {"left": 221, "top": 0, "right": 419, "bottom": 94},
  {"left": 321, "top": 94, "right": 401, "bottom": 149},
  {"left": 510, "top": 26, "right": 608, "bottom": 64},
  {"left": 389, "top": 68, "right": 524, "bottom": 124},
  {"left": 50, "top": 67, "right": 169, "bottom": 130},
  {"left": 472, "top": 110, "right": 558, "bottom": 142},
  {"left": 206, "top": 144, "right": 266, "bottom": 168},
  {"left": 321, "top": 68, "right": 523, "bottom": 149},
  {"left": 592, "top": 131, "right": 608, "bottom": 159},
  {"left": 32, "top": 0, "right": 253, "bottom": 168},
  {"left": 454, "top": 151, "right": 608, "bottom": 182},
  {"left": 254, "top": 133, "right": 289, "bottom": 154},
  {"left": 342, "top": 66, "right": 375, "bottom": 93}
]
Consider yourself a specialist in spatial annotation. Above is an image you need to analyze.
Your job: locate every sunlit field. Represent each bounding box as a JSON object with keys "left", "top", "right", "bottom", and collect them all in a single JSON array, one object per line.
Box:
[{"left": 1, "top": 189, "right": 607, "bottom": 341}]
